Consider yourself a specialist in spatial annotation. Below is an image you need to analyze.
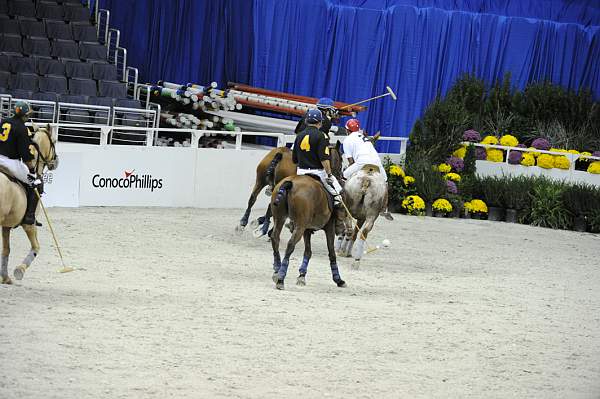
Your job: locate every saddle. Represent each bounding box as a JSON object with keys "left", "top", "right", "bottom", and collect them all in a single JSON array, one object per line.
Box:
[
  {"left": 361, "top": 164, "right": 381, "bottom": 174},
  {"left": 303, "top": 173, "right": 334, "bottom": 212},
  {"left": 0, "top": 166, "right": 22, "bottom": 186}
]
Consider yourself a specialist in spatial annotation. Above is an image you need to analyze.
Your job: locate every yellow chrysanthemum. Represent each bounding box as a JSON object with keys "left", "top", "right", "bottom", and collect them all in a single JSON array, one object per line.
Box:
[
  {"left": 452, "top": 146, "right": 467, "bottom": 159},
  {"left": 432, "top": 198, "right": 452, "bottom": 213},
  {"left": 444, "top": 172, "right": 461, "bottom": 182},
  {"left": 527, "top": 147, "right": 540, "bottom": 157},
  {"left": 481, "top": 135, "right": 499, "bottom": 145},
  {"left": 437, "top": 163, "right": 451, "bottom": 173},
  {"left": 499, "top": 134, "right": 518, "bottom": 147},
  {"left": 402, "top": 195, "right": 425, "bottom": 215},
  {"left": 389, "top": 165, "right": 405, "bottom": 177},
  {"left": 521, "top": 153, "right": 535, "bottom": 166},
  {"left": 486, "top": 149, "right": 504, "bottom": 162},
  {"left": 554, "top": 155, "right": 570, "bottom": 170},
  {"left": 537, "top": 154, "right": 555, "bottom": 169},
  {"left": 579, "top": 152, "right": 592, "bottom": 162},
  {"left": 588, "top": 161, "right": 600, "bottom": 174},
  {"left": 469, "top": 199, "right": 488, "bottom": 214},
  {"left": 403, "top": 175, "right": 415, "bottom": 185},
  {"left": 567, "top": 149, "right": 580, "bottom": 155}
]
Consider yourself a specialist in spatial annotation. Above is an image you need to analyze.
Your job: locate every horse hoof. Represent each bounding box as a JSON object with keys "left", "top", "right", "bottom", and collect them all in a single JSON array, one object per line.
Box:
[
  {"left": 253, "top": 227, "right": 266, "bottom": 238},
  {"left": 234, "top": 224, "right": 245, "bottom": 234},
  {"left": 336, "top": 279, "right": 347, "bottom": 288},
  {"left": 296, "top": 275, "right": 306, "bottom": 286},
  {"left": 275, "top": 279, "right": 285, "bottom": 290},
  {"left": 249, "top": 219, "right": 260, "bottom": 228},
  {"left": 13, "top": 265, "right": 26, "bottom": 281},
  {"left": 351, "top": 260, "right": 361, "bottom": 270},
  {"left": 1, "top": 275, "right": 13, "bottom": 285},
  {"left": 272, "top": 273, "right": 279, "bottom": 283}
]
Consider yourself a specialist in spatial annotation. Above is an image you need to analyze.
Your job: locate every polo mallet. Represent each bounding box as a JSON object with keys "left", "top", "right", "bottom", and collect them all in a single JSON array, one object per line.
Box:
[
  {"left": 339, "top": 200, "right": 379, "bottom": 254},
  {"left": 340, "top": 86, "right": 397, "bottom": 110},
  {"left": 34, "top": 190, "right": 74, "bottom": 274}
]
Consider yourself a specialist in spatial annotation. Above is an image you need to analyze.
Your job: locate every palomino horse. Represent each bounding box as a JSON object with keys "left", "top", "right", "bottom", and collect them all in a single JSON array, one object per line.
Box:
[
  {"left": 236, "top": 132, "right": 380, "bottom": 237},
  {"left": 336, "top": 164, "right": 386, "bottom": 269},
  {"left": 0, "top": 125, "right": 58, "bottom": 284},
  {"left": 236, "top": 147, "right": 296, "bottom": 237},
  {"left": 269, "top": 142, "right": 346, "bottom": 290}
]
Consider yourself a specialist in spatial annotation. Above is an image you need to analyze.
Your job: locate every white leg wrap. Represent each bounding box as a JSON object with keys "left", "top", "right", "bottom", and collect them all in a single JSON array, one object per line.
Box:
[
  {"left": 352, "top": 238, "right": 365, "bottom": 260},
  {"left": 334, "top": 236, "right": 343, "bottom": 252}
]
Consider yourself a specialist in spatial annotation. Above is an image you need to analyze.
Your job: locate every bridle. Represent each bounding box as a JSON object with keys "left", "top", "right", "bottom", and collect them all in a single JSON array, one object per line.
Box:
[{"left": 31, "top": 128, "right": 59, "bottom": 172}]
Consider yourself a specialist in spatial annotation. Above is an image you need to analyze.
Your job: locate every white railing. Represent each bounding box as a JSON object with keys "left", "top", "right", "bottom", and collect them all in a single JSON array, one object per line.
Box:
[
  {"left": 114, "top": 47, "right": 127, "bottom": 81},
  {"left": 125, "top": 67, "right": 139, "bottom": 98},
  {"left": 97, "top": 9, "right": 110, "bottom": 45},
  {"left": 465, "top": 142, "right": 600, "bottom": 169}
]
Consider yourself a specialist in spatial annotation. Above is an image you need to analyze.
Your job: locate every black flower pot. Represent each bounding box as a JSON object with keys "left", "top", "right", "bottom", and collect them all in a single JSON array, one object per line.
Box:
[
  {"left": 433, "top": 211, "right": 446, "bottom": 218},
  {"left": 573, "top": 216, "right": 587, "bottom": 232},
  {"left": 425, "top": 203, "right": 433, "bottom": 217},
  {"left": 505, "top": 208, "right": 518, "bottom": 223},
  {"left": 488, "top": 206, "right": 505, "bottom": 222}
]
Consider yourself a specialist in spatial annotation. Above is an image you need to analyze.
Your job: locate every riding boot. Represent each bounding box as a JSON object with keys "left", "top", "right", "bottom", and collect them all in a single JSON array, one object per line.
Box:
[{"left": 22, "top": 187, "right": 39, "bottom": 225}]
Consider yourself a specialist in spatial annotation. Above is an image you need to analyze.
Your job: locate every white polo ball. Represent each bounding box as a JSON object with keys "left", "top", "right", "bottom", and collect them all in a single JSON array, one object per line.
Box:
[{"left": 382, "top": 239, "right": 391, "bottom": 248}]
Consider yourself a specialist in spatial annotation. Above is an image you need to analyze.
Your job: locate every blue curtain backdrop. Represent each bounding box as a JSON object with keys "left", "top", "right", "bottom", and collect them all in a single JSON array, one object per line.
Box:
[{"left": 100, "top": 0, "right": 600, "bottom": 152}]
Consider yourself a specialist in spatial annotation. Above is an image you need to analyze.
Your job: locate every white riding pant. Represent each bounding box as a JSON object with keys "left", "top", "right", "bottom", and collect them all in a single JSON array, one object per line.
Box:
[
  {"left": 343, "top": 161, "right": 387, "bottom": 182},
  {"left": 297, "top": 168, "right": 343, "bottom": 197},
  {"left": 0, "top": 154, "right": 30, "bottom": 184}
]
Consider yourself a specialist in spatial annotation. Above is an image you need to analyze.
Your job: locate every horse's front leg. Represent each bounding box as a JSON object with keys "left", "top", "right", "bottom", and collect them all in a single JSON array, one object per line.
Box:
[
  {"left": 1, "top": 227, "right": 11, "bottom": 284},
  {"left": 13, "top": 224, "right": 39, "bottom": 281},
  {"left": 296, "top": 231, "right": 312, "bottom": 286},
  {"left": 325, "top": 221, "right": 346, "bottom": 287}
]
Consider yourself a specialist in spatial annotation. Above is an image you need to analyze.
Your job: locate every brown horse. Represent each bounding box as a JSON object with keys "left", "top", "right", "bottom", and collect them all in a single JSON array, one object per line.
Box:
[
  {"left": 1, "top": 125, "right": 58, "bottom": 284},
  {"left": 269, "top": 142, "right": 346, "bottom": 290},
  {"left": 236, "top": 146, "right": 296, "bottom": 236}
]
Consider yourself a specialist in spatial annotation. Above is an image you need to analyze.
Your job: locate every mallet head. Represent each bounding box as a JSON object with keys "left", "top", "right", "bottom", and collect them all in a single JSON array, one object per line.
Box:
[{"left": 386, "top": 86, "right": 397, "bottom": 100}]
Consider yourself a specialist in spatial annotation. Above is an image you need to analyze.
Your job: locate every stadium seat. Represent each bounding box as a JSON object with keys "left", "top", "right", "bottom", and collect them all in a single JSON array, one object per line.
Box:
[
  {"left": 0, "top": 71, "right": 9, "bottom": 88},
  {"left": 37, "top": 2, "right": 64, "bottom": 20},
  {"left": 8, "top": 0, "right": 37, "bottom": 18},
  {"left": 88, "top": 96, "right": 113, "bottom": 107},
  {"left": 9, "top": 55, "right": 36, "bottom": 73},
  {"left": 59, "top": 93, "right": 86, "bottom": 104},
  {"left": 39, "top": 74, "right": 67, "bottom": 94},
  {"left": 23, "top": 37, "right": 52, "bottom": 57},
  {"left": 10, "top": 72, "right": 39, "bottom": 91},
  {"left": 10, "top": 89, "right": 33, "bottom": 99},
  {"left": 92, "top": 62, "right": 117, "bottom": 80},
  {"left": 19, "top": 18, "right": 46, "bottom": 38},
  {"left": 65, "top": 60, "right": 92, "bottom": 78},
  {"left": 115, "top": 99, "right": 141, "bottom": 109},
  {"left": 68, "top": 77, "right": 96, "bottom": 96},
  {"left": 52, "top": 39, "right": 79, "bottom": 59},
  {"left": 0, "top": 34, "right": 23, "bottom": 54},
  {"left": 72, "top": 22, "right": 97, "bottom": 42},
  {"left": 33, "top": 91, "right": 58, "bottom": 102},
  {"left": 0, "top": 55, "right": 9, "bottom": 71},
  {"left": 99, "top": 80, "right": 126, "bottom": 98},
  {"left": 0, "top": 0, "right": 7, "bottom": 13},
  {"left": 0, "top": 18, "right": 19, "bottom": 35},
  {"left": 63, "top": 3, "right": 89, "bottom": 22},
  {"left": 79, "top": 42, "right": 107, "bottom": 61},
  {"left": 61, "top": 0, "right": 85, "bottom": 3},
  {"left": 46, "top": 19, "right": 74, "bottom": 40},
  {"left": 35, "top": 57, "right": 62, "bottom": 76}
]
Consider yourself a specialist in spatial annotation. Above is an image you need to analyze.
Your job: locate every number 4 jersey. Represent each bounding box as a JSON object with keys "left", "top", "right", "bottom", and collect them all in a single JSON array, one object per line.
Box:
[
  {"left": 0, "top": 117, "right": 34, "bottom": 163},
  {"left": 292, "top": 126, "right": 330, "bottom": 170}
]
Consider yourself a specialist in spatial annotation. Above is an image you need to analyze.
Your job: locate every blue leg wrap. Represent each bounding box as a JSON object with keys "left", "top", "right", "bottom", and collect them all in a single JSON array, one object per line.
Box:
[
  {"left": 330, "top": 263, "right": 341, "bottom": 281},
  {"left": 261, "top": 217, "right": 271, "bottom": 235},
  {"left": 299, "top": 256, "right": 310, "bottom": 275},
  {"left": 240, "top": 209, "right": 251, "bottom": 226},
  {"left": 273, "top": 253, "right": 281, "bottom": 272},
  {"left": 278, "top": 258, "right": 290, "bottom": 280}
]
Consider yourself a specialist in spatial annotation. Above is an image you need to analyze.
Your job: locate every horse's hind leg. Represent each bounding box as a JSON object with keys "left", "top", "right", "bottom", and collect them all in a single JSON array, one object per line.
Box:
[
  {"left": 275, "top": 226, "right": 304, "bottom": 290},
  {"left": 325, "top": 221, "right": 345, "bottom": 287},
  {"left": 1, "top": 227, "right": 11, "bottom": 284},
  {"left": 270, "top": 218, "right": 284, "bottom": 281},
  {"left": 296, "top": 231, "right": 312, "bottom": 286},
  {"left": 351, "top": 217, "right": 375, "bottom": 268},
  {"left": 237, "top": 179, "right": 265, "bottom": 232},
  {"left": 13, "top": 225, "right": 39, "bottom": 281},
  {"left": 255, "top": 205, "right": 272, "bottom": 238}
]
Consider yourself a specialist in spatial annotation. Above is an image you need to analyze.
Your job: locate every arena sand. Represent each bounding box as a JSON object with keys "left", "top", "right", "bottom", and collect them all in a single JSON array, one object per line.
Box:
[{"left": 1, "top": 208, "right": 599, "bottom": 398}]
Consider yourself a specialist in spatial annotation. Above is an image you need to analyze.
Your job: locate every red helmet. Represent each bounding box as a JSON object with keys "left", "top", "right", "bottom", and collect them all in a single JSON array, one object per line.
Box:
[{"left": 345, "top": 119, "right": 360, "bottom": 132}]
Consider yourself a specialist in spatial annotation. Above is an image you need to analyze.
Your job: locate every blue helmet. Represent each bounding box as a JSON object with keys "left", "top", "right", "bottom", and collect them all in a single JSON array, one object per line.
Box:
[
  {"left": 306, "top": 109, "right": 323, "bottom": 124},
  {"left": 13, "top": 100, "right": 32, "bottom": 117},
  {"left": 317, "top": 97, "right": 335, "bottom": 109}
]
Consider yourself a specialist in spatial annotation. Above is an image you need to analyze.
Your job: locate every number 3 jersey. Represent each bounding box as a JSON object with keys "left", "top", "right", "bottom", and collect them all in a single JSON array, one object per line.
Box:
[
  {"left": 342, "top": 131, "right": 381, "bottom": 165},
  {"left": 292, "top": 126, "right": 330, "bottom": 170},
  {"left": 0, "top": 117, "right": 34, "bottom": 163}
]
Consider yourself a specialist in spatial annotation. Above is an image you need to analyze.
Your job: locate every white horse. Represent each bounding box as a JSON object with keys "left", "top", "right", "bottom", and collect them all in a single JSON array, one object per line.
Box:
[
  {"left": 336, "top": 164, "right": 386, "bottom": 268},
  {"left": 0, "top": 125, "right": 58, "bottom": 284}
]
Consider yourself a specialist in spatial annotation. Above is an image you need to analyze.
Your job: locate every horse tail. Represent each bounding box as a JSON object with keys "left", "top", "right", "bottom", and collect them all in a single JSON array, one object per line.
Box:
[
  {"left": 266, "top": 152, "right": 284, "bottom": 185},
  {"left": 274, "top": 180, "right": 293, "bottom": 207},
  {"left": 360, "top": 178, "right": 370, "bottom": 194}
]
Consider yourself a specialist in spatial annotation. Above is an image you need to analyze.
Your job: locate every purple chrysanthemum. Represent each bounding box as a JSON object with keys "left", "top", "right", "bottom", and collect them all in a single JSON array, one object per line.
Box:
[
  {"left": 531, "top": 138, "right": 551, "bottom": 151},
  {"left": 446, "top": 180, "right": 458, "bottom": 194},
  {"left": 508, "top": 150, "right": 523, "bottom": 165},
  {"left": 593, "top": 151, "right": 600, "bottom": 158},
  {"left": 517, "top": 144, "right": 526, "bottom": 149},
  {"left": 476, "top": 147, "right": 487, "bottom": 160},
  {"left": 463, "top": 129, "right": 481, "bottom": 142},
  {"left": 446, "top": 156, "right": 464, "bottom": 172}
]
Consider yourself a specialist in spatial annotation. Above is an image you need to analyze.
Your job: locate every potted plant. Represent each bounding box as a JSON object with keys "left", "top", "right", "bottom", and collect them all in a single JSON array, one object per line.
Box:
[
  {"left": 432, "top": 198, "right": 452, "bottom": 217},
  {"left": 405, "top": 155, "right": 446, "bottom": 216},
  {"left": 562, "top": 183, "right": 600, "bottom": 232},
  {"left": 466, "top": 199, "right": 488, "bottom": 219},
  {"left": 502, "top": 176, "right": 532, "bottom": 223},
  {"left": 480, "top": 176, "right": 505, "bottom": 221},
  {"left": 527, "top": 178, "right": 571, "bottom": 230},
  {"left": 401, "top": 195, "right": 426, "bottom": 216}
]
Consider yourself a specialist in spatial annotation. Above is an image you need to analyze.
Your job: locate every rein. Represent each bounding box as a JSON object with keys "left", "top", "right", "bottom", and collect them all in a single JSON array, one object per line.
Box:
[{"left": 31, "top": 129, "right": 57, "bottom": 172}]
